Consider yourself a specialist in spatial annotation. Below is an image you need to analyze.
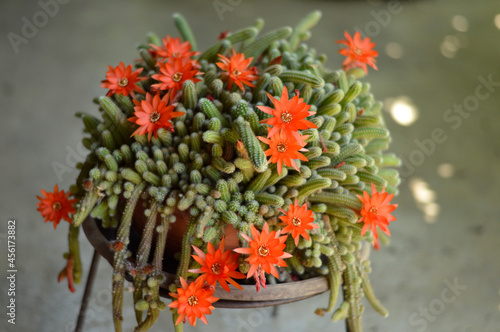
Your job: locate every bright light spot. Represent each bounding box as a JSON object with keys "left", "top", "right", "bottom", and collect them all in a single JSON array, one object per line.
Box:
[
  {"left": 440, "top": 35, "right": 462, "bottom": 59},
  {"left": 410, "top": 178, "right": 436, "bottom": 204},
  {"left": 437, "top": 163, "right": 455, "bottom": 178},
  {"left": 452, "top": 15, "right": 469, "bottom": 32},
  {"left": 388, "top": 97, "right": 418, "bottom": 126},
  {"left": 410, "top": 178, "right": 440, "bottom": 223},
  {"left": 386, "top": 42, "right": 403, "bottom": 59},
  {"left": 440, "top": 44, "right": 456, "bottom": 58},
  {"left": 424, "top": 203, "right": 440, "bottom": 223},
  {"left": 445, "top": 35, "right": 461, "bottom": 50},
  {"left": 495, "top": 14, "right": 500, "bottom": 29}
]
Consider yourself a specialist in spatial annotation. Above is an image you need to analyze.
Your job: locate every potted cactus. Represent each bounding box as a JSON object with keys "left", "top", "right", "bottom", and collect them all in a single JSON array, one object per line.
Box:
[{"left": 36, "top": 11, "right": 400, "bottom": 332}]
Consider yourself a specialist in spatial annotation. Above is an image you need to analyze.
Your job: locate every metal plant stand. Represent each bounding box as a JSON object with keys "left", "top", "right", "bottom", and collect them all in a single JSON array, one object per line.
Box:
[
  {"left": 75, "top": 250, "right": 100, "bottom": 332},
  {"left": 74, "top": 217, "right": 349, "bottom": 332}
]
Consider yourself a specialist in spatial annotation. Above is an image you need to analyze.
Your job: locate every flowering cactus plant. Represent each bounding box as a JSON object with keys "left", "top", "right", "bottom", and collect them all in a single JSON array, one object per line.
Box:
[{"left": 37, "top": 11, "right": 401, "bottom": 332}]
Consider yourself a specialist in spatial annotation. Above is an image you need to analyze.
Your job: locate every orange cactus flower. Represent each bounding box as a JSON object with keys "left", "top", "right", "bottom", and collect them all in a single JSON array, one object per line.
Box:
[
  {"left": 58, "top": 254, "right": 75, "bottom": 293},
  {"left": 257, "top": 86, "right": 317, "bottom": 140},
  {"left": 168, "top": 277, "right": 219, "bottom": 327},
  {"left": 278, "top": 199, "right": 319, "bottom": 245},
  {"left": 100, "top": 62, "right": 146, "bottom": 98},
  {"left": 356, "top": 183, "right": 398, "bottom": 247},
  {"left": 258, "top": 129, "right": 309, "bottom": 175},
  {"left": 128, "top": 92, "right": 184, "bottom": 141},
  {"left": 152, "top": 58, "right": 202, "bottom": 98},
  {"left": 216, "top": 51, "right": 259, "bottom": 91},
  {"left": 336, "top": 31, "right": 378, "bottom": 74},
  {"left": 150, "top": 36, "right": 199, "bottom": 61},
  {"left": 189, "top": 238, "right": 246, "bottom": 293},
  {"left": 36, "top": 184, "right": 77, "bottom": 229},
  {"left": 233, "top": 223, "right": 291, "bottom": 283}
]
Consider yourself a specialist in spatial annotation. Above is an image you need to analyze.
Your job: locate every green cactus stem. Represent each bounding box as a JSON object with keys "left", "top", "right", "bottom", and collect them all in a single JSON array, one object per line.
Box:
[
  {"left": 242, "top": 27, "right": 293, "bottom": 61},
  {"left": 68, "top": 225, "right": 82, "bottom": 284},
  {"left": 173, "top": 13, "right": 198, "bottom": 52},
  {"left": 133, "top": 200, "right": 159, "bottom": 324},
  {"left": 112, "top": 182, "right": 146, "bottom": 332},
  {"left": 288, "top": 10, "right": 322, "bottom": 51},
  {"left": 233, "top": 116, "right": 267, "bottom": 173},
  {"left": 175, "top": 216, "right": 197, "bottom": 280},
  {"left": 343, "top": 264, "right": 363, "bottom": 332}
]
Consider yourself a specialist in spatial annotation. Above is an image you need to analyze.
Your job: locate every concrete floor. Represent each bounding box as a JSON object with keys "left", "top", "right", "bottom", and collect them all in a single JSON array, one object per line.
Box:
[{"left": 1, "top": 0, "right": 499, "bottom": 331}]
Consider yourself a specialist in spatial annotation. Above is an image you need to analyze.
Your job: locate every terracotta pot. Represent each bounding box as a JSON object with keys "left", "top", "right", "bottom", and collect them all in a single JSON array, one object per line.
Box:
[
  {"left": 131, "top": 202, "right": 240, "bottom": 264},
  {"left": 82, "top": 215, "right": 329, "bottom": 308}
]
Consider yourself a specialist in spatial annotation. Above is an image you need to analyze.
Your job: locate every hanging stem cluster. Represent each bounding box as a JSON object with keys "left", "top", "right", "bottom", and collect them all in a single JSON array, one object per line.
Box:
[{"left": 68, "top": 11, "right": 400, "bottom": 332}]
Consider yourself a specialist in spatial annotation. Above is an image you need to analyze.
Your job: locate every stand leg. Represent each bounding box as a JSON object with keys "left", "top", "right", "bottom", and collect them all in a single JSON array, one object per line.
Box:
[
  {"left": 75, "top": 250, "right": 100, "bottom": 332},
  {"left": 271, "top": 305, "right": 279, "bottom": 317}
]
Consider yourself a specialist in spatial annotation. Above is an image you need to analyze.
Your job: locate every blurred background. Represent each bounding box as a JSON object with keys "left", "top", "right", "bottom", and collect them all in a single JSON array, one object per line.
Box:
[{"left": 1, "top": 0, "right": 499, "bottom": 331}]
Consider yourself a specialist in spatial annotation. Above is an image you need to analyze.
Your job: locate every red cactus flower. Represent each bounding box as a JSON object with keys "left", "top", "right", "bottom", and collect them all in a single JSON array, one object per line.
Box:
[
  {"left": 101, "top": 62, "right": 146, "bottom": 98},
  {"left": 258, "top": 86, "right": 317, "bottom": 140},
  {"left": 216, "top": 51, "right": 259, "bottom": 91},
  {"left": 128, "top": 92, "right": 183, "bottom": 141},
  {"left": 357, "top": 183, "right": 398, "bottom": 247},
  {"left": 150, "top": 36, "right": 199, "bottom": 61},
  {"left": 336, "top": 31, "right": 378, "bottom": 74},
  {"left": 152, "top": 58, "right": 202, "bottom": 98},
  {"left": 168, "top": 277, "right": 219, "bottom": 327},
  {"left": 233, "top": 223, "right": 291, "bottom": 284},
  {"left": 258, "top": 129, "right": 309, "bottom": 175},
  {"left": 37, "top": 184, "right": 77, "bottom": 229},
  {"left": 279, "top": 199, "right": 318, "bottom": 245},
  {"left": 189, "top": 238, "right": 246, "bottom": 293}
]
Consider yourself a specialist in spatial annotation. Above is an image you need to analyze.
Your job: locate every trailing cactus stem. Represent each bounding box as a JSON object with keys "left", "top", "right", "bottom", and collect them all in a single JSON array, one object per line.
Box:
[
  {"left": 68, "top": 225, "right": 82, "bottom": 284},
  {"left": 173, "top": 312, "right": 184, "bottom": 332},
  {"left": 359, "top": 268, "right": 389, "bottom": 317},
  {"left": 315, "top": 255, "right": 342, "bottom": 316},
  {"left": 112, "top": 182, "right": 146, "bottom": 332},
  {"left": 176, "top": 216, "right": 197, "bottom": 280},
  {"left": 73, "top": 186, "right": 100, "bottom": 226},
  {"left": 343, "top": 264, "right": 363, "bottom": 332},
  {"left": 154, "top": 215, "right": 169, "bottom": 276},
  {"left": 133, "top": 200, "right": 159, "bottom": 324},
  {"left": 134, "top": 217, "right": 170, "bottom": 331},
  {"left": 135, "top": 279, "right": 160, "bottom": 332}
]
